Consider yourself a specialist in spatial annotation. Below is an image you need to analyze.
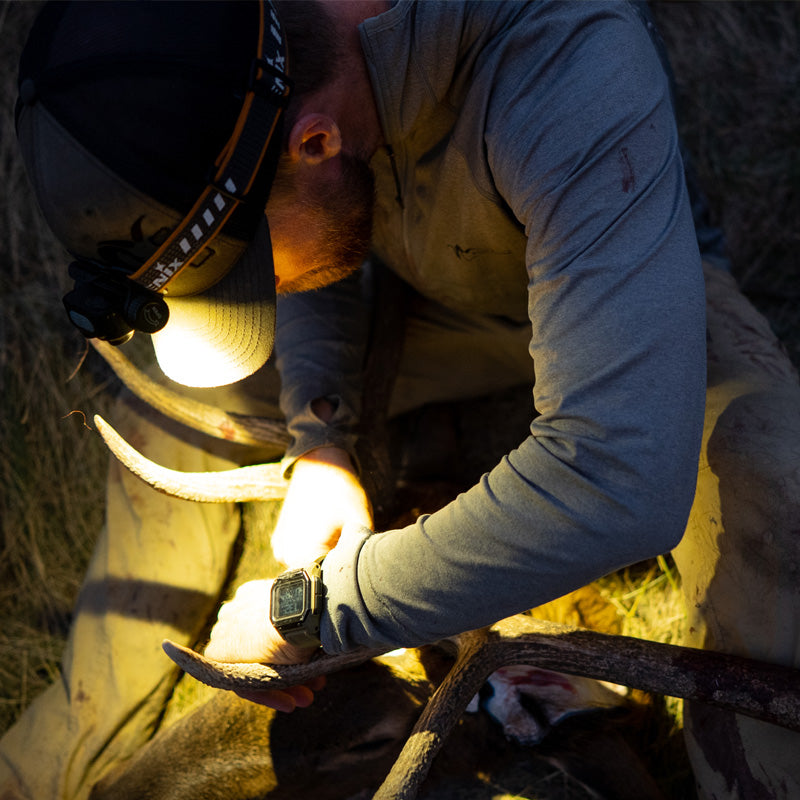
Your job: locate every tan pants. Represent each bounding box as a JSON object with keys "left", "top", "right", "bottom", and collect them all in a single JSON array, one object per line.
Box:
[
  {"left": 0, "top": 370, "right": 283, "bottom": 800},
  {"left": 1, "top": 263, "right": 798, "bottom": 799},
  {"left": 673, "top": 265, "right": 800, "bottom": 799}
]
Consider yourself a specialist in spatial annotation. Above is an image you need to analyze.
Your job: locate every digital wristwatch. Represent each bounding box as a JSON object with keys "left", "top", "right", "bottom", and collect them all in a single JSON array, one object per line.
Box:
[{"left": 269, "top": 557, "right": 325, "bottom": 648}]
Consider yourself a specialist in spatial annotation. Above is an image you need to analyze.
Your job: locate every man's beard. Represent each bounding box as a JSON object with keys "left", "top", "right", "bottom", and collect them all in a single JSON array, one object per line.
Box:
[{"left": 276, "top": 153, "right": 375, "bottom": 294}]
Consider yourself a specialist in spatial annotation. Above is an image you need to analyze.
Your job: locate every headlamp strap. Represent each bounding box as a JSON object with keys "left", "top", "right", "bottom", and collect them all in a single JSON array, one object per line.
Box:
[{"left": 128, "top": 0, "right": 290, "bottom": 294}]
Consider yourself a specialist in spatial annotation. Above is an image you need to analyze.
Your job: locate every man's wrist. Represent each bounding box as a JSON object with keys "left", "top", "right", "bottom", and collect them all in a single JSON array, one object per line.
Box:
[{"left": 298, "top": 445, "right": 356, "bottom": 472}]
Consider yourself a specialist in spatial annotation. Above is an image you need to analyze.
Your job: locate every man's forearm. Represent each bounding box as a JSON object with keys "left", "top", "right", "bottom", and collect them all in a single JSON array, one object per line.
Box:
[{"left": 275, "top": 273, "right": 370, "bottom": 470}]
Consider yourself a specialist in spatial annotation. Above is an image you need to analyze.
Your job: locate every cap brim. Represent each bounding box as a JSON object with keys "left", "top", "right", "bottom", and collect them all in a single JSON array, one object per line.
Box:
[{"left": 151, "top": 216, "right": 276, "bottom": 388}]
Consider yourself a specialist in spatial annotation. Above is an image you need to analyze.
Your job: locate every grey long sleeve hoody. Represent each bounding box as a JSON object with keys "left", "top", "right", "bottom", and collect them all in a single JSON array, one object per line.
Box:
[{"left": 274, "top": 1, "right": 706, "bottom": 653}]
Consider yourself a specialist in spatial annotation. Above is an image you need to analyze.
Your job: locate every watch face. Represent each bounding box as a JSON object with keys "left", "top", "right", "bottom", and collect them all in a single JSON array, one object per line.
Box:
[{"left": 272, "top": 577, "right": 306, "bottom": 624}]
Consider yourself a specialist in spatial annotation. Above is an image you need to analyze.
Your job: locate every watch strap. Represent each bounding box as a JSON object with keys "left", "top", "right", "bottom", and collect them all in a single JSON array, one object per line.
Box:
[{"left": 281, "top": 624, "right": 322, "bottom": 649}]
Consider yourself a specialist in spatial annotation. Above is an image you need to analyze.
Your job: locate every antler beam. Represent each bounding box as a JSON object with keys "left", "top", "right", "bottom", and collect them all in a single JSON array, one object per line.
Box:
[
  {"left": 164, "top": 613, "right": 800, "bottom": 800},
  {"left": 94, "top": 415, "right": 288, "bottom": 502},
  {"left": 91, "top": 337, "right": 800, "bottom": 798}
]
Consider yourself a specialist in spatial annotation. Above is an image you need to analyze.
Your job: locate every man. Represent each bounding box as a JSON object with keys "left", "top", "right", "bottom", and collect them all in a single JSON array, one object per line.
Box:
[{"left": 3, "top": 1, "right": 799, "bottom": 799}]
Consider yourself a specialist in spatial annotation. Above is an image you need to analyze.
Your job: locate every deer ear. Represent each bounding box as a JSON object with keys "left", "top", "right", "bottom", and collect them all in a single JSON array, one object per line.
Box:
[{"left": 287, "top": 114, "right": 342, "bottom": 167}]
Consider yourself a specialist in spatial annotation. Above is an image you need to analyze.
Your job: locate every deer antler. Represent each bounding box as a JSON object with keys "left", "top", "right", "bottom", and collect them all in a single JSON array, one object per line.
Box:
[
  {"left": 90, "top": 337, "right": 800, "bottom": 797},
  {"left": 94, "top": 415, "right": 288, "bottom": 501},
  {"left": 162, "top": 639, "right": 386, "bottom": 691},
  {"left": 91, "top": 339, "right": 290, "bottom": 449},
  {"left": 164, "top": 614, "right": 800, "bottom": 800}
]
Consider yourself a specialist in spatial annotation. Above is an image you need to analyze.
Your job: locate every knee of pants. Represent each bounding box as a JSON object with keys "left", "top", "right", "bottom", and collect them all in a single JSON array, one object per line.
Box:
[
  {"left": 684, "top": 383, "right": 800, "bottom": 665},
  {"left": 705, "top": 385, "right": 800, "bottom": 560}
]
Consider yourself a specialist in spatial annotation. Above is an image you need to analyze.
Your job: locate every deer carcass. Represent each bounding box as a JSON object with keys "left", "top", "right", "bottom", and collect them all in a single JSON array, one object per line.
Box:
[
  {"left": 90, "top": 635, "right": 670, "bottom": 800},
  {"left": 87, "top": 647, "right": 468, "bottom": 800},
  {"left": 84, "top": 341, "right": 800, "bottom": 799}
]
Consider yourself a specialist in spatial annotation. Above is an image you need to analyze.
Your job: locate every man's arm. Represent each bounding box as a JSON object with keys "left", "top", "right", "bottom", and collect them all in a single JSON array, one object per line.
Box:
[
  {"left": 201, "top": 275, "right": 375, "bottom": 703},
  {"left": 271, "top": 441, "right": 372, "bottom": 568},
  {"left": 275, "top": 270, "right": 370, "bottom": 471},
  {"left": 319, "top": 3, "right": 706, "bottom": 652},
  {"left": 271, "top": 270, "right": 374, "bottom": 566}
]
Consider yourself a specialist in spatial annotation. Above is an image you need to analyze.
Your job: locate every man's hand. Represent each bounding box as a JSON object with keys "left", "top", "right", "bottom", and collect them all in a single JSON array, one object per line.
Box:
[
  {"left": 271, "top": 445, "right": 373, "bottom": 567},
  {"left": 204, "top": 579, "right": 324, "bottom": 712}
]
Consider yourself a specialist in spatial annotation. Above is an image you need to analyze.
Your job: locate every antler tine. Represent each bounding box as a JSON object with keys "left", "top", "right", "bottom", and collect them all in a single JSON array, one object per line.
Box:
[
  {"left": 164, "top": 614, "right": 800, "bottom": 735},
  {"left": 374, "top": 629, "right": 490, "bottom": 800},
  {"left": 375, "top": 616, "right": 800, "bottom": 799},
  {"left": 162, "top": 639, "right": 386, "bottom": 691},
  {"left": 93, "top": 415, "right": 289, "bottom": 502},
  {"left": 163, "top": 613, "right": 800, "bottom": 800},
  {"left": 90, "top": 339, "right": 290, "bottom": 449}
]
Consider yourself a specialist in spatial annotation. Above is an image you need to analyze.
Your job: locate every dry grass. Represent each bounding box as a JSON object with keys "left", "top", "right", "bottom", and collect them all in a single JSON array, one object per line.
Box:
[
  {"left": 1, "top": 2, "right": 798, "bottom": 798},
  {"left": 0, "top": 0, "right": 119, "bottom": 731}
]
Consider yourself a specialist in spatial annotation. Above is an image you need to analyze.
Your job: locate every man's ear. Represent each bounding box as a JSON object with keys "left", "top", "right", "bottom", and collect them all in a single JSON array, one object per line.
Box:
[{"left": 287, "top": 114, "right": 342, "bottom": 167}]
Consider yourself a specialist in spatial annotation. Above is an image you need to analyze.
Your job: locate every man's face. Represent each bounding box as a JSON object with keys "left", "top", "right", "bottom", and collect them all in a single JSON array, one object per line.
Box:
[{"left": 268, "top": 152, "right": 375, "bottom": 294}]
